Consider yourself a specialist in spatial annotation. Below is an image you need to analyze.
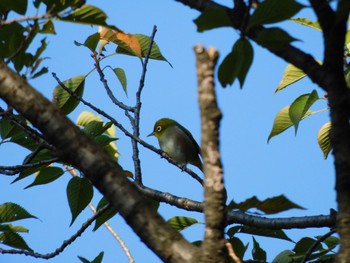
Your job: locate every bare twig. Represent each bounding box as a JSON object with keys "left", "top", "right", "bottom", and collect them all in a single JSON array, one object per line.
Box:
[
  {"left": 225, "top": 240, "right": 242, "bottom": 263},
  {"left": 0, "top": 107, "right": 54, "bottom": 150},
  {"left": 132, "top": 25, "right": 157, "bottom": 184},
  {"left": 93, "top": 54, "right": 134, "bottom": 112},
  {"left": 0, "top": 13, "right": 51, "bottom": 25},
  {"left": 0, "top": 157, "right": 59, "bottom": 175},
  {"left": 0, "top": 204, "right": 110, "bottom": 259}
]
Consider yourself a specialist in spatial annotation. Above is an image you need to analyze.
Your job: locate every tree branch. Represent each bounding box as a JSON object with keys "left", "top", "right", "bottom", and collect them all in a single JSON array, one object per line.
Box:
[
  {"left": 0, "top": 204, "right": 110, "bottom": 259},
  {"left": 194, "top": 45, "right": 228, "bottom": 262},
  {"left": 0, "top": 60, "right": 199, "bottom": 263}
]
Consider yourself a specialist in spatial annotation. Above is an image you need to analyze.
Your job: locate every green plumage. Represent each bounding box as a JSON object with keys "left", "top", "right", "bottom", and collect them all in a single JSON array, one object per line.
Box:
[{"left": 148, "top": 118, "right": 203, "bottom": 171}]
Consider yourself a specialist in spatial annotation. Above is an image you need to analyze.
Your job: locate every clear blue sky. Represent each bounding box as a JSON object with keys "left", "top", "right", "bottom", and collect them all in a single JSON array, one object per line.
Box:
[{"left": 1, "top": 0, "right": 336, "bottom": 262}]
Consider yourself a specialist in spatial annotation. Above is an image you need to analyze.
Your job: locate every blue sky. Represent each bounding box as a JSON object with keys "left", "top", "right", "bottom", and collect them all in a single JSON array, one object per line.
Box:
[{"left": 0, "top": 0, "right": 336, "bottom": 262}]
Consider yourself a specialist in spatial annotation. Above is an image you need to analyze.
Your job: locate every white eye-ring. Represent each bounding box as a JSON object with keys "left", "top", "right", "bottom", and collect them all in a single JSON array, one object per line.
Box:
[{"left": 156, "top": 126, "right": 162, "bottom": 132}]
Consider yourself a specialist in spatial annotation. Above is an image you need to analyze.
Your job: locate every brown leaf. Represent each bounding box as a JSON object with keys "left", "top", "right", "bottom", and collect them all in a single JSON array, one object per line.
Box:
[{"left": 99, "top": 27, "right": 142, "bottom": 58}]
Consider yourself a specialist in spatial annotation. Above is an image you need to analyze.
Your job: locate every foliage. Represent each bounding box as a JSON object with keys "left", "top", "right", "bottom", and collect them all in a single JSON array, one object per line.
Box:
[{"left": 0, "top": 0, "right": 345, "bottom": 262}]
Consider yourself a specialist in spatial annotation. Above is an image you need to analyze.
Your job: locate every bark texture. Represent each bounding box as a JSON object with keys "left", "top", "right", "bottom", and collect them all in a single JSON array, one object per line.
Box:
[
  {"left": 194, "top": 45, "right": 228, "bottom": 262},
  {"left": 0, "top": 60, "right": 200, "bottom": 263}
]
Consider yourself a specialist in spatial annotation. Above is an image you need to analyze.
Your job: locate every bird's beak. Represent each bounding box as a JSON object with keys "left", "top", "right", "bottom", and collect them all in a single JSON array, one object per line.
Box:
[{"left": 147, "top": 132, "right": 154, "bottom": 137}]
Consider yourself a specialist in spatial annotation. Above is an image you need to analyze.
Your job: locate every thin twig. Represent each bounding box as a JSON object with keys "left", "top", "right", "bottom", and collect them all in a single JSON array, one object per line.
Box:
[
  {"left": 301, "top": 228, "right": 337, "bottom": 263},
  {"left": 93, "top": 54, "right": 134, "bottom": 112},
  {"left": 0, "top": 157, "right": 59, "bottom": 175},
  {"left": 225, "top": 240, "right": 242, "bottom": 263},
  {"left": 5, "top": 22, "right": 38, "bottom": 64},
  {"left": 0, "top": 107, "right": 54, "bottom": 150},
  {"left": 0, "top": 205, "right": 110, "bottom": 259},
  {"left": 0, "top": 13, "right": 51, "bottom": 25},
  {"left": 89, "top": 204, "right": 135, "bottom": 263},
  {"left": 132, "top": 25, "right": 157, "bottom": 184}
]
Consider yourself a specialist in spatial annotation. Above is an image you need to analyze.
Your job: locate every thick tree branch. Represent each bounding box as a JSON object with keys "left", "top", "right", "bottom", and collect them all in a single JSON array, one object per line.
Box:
[
  {"left": 195, "top": 45, "right": 228, "bottom": 262},
  {"left": 0, "top": 60, "right": 199, "bottom": 263}
]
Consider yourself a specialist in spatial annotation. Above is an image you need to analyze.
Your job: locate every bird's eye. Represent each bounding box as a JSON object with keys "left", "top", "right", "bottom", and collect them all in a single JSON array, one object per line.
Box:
[{"left": 156, "top": 126, "right": 162, "bottom": 132}]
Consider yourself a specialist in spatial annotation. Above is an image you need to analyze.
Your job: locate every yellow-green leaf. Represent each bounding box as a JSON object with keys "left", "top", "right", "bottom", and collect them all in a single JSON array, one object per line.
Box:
[
  {"left": 290, "top": 18, "right": 321, "bottom": 31},
  {"left": 112, "top": 68, "right": 127, "bottom": 96},
  {"left": 268, "top": 106, "right": 313, "bottom": 142},
  {"left": 317, "top": 121, "right": 332, "bottom": 159},
  {"left": 289, "top": 90, "right": 319, "bottom": 134},
  {"left": 275, "top": 64, "right": 306, "bottom": 93},
  {"left": 167, "top": 216, "right": 198, "bottom": 231}
]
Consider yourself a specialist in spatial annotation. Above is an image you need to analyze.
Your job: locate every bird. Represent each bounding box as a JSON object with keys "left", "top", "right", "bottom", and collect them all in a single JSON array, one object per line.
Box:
[{"left": 148, "top": 118, "right": 203, "bottom": 172}]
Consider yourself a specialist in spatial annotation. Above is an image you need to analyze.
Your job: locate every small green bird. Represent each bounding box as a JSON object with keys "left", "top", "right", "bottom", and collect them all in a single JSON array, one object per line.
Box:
[{"left": 148, "top": 118, "right": 203, "bottom": 171}]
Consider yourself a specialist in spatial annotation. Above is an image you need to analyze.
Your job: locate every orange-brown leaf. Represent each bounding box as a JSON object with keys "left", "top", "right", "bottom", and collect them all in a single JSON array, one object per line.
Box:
[{"left": 99, "top": 27, "right": 142, "bottom": 58}]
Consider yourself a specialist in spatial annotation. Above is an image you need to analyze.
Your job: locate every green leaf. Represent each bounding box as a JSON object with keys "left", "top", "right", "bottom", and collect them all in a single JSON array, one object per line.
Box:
[
  {"left": 0, "top": 0, "right": 28, "bottom": 15},
  {"left": 0, "top": 23, "right": 25, "bottom": 59},
  {"left": 12, "top": 148, "right": 54, "bottom": 183},
  {"left": 293, "top": 237, "right": 322, "bottom": 254},
  {"left": 272, "top": 250, "right": 294, "bottom": 263},
  {"left": 94, "top": 135, "right": 117, "bottom": 146},
  {"left": 78, "top": 256, "right": 91, "bottom": 263},
  {"left": 229, "top": 195, "right": 304, "bottom": 214},
  {"left": 0, "top": 116, "right": 26, "bottom": 139},
  {"left": 167, "top": 216, "right": 198, "bottom": 231},
  {"left": 78, "top": 252, "right": 104, "bottom": 263},
  {"left": 25, "top": 166, "right": 64, "bottom": 189},
  {"left": 61, "top": 5, "right": 108, "bottom": 26},
  {"left": 239, "top": 226, "right": 293, "bottom": 242},
  {"left": 112, "top": 68, "right": 127, "bottom": 96},
  {"left": 9, "top": 131, "right": 39, "bottom": 151},
  {"left": 275, "top": 64, "right": 306, "bottom": 93},
  {"left": 93, "top": 197, "right": 118, "bottom": 231},
  {"left": 218, "top": 38, "right": 253, "bottom": 88},
  {"left": 289, "top": 90, "right": 319, "bottom": 134},
  {"left": 248, "top": 0, "right": 305, "bottom": 28},
  {"left": 116, "top": 34, "right": 172, "bottom": 67},
  {"left": 0, "top": 203, "right": 38, "bottom": 223},
  {"left": 229, "top": 237, "right": 247, "bottom": 260},
  {"left": 290, "top": 18, "right": 321, "bottom": 31},
  {"left": 67, "top": 177, "right": 93, "bottom": 226},
  {"left": 91, "top": 252, "right": 104, "bottom": 263},
  {"left": 83, "top": 121, "right": 105, "bottom": 137},
  {"left": 252, "top": 237, "right": 267, "bottom": 261},
  {"left": 321, "top": 235, "right": 339, "bottom": 250},
  {"left": 255, "top": 27, "right": 298, "bottom": 51},
  {"left": 53, "top": 75, "right": 85, "bottom": 115},
  {"left": 31, "top": 66, "right": 49, "bottom": 79},
  {"left": 75, "top": 33, "right": 100, "bottom": 52},
  {"left": 39, "top": 20, "right": 56, "bottom": 34},
  {"left": 317, "top": 121, "right": 332, "bottom": 159},
  {"left": 0, "top": 224, "right": 29, "bottom": 233},
  {"left": 0, "top": 230, "right": 32, "bottom": 251},
  {"left": 194, "top": 8, "right": 232, "bottom": 32},
  {"left": 268, "top": 106, "right": 313, "bottom": 142}
]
